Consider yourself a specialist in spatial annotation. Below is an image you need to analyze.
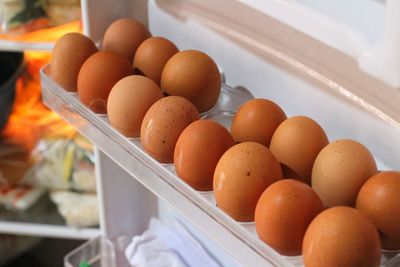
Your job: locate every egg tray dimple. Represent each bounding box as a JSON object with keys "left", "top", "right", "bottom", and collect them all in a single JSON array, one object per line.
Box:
[{"left": 40, "top": 64, "right": 400, "bottom": 267}]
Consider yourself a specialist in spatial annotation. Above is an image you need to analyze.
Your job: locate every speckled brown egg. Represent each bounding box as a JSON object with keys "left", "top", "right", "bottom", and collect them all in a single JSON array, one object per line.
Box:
[
  {"left": 51, "top": 32, "right": 98, "bottom": 91},
  {"left": 231, "top": 98, "right": 286, "bottom": 147},
  {"left": 303, "top": 206, "right": 381, "bottom": 267},
  {"left": 107, "top": 75, "right": 163, "bottom": 138},
  {"left": 255, "top": 179, "right": 323, "bottom": 256},
  {"left": 141, "top": 96, "right": 200, "bottom": 163},
  {"left": 161, "top": 50, "right": 221, "bottom": 113},
  {"left": 356, "top": 171, "right": 400, "bottom": 250},
  {"left": 133, "top": 37, "right": 179, "bottom": 85},
  {"left": 214, "top": 142, "right": 283, "bottom": 222},
  {"left": 312, "top": 139, "right": 377, "bottom": 207},
  {"left": 269, "top": 116, "right": 328, "bottom": 184},
  {"left": 174, "top": 120, "right": 235, "bottom": 191},
  {"left": 77, "top": 51, "right": 132, "bottom": 113},
  {"left": 103, "top": 18, "right": 151, "bottom": 61}
]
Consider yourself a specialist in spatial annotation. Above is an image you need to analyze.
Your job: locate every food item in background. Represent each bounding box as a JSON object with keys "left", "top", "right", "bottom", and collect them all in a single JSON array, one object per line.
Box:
[
  {"left": 23, "top": 135, "right": 96, "bottom": 192},
  {"left": 161, "top": 50, "right": 221, "bottom": 113},
  {"left": 312, "top": 139, "right": 377, "bottom": 207},
  {"left": 0, "top": 185, "right": 45, "bottom": 211},
  {"left": 356, "top": 171, "right": 400, "bottom": 250},
  {"left": 0, "top": 143, "right": 33, "bottom": 186},
  {"left": 174, "top": 120, "right": 235, "bottom": 191},
  {"left": 214, "top": 142, "right": 282, "bottom": 221},
  {"left": 269, "top": 116, "right": 328, "bottom": 184},
  {"left": 77, "top": 51, "right": 132, "bottom": 113},
  {"left": 255, "top": 179, "right": 323, "bottom": 256},
  {"left": 133, "top": 37, "right": 179, "bottom": 85},
  {"left": 302, "top": 206, "right": 381, "bottom": 267},
  {"left": 107, "top": 75, "right": 163, "bottom": 138},
  {"left": 50, "top": 191, "right": 99, "bottom": 227},
  {"left": 103, "top": 18, "right": 151, "bottom": 62},
  {"left": 51, "top": 32, "right": 98, "bottom": 91},
  {"left": 231, "top": 98, "right": 286, "bottom": 147},
  {"left": 141, "top": 96, "right": 200, "bottom": 163}
]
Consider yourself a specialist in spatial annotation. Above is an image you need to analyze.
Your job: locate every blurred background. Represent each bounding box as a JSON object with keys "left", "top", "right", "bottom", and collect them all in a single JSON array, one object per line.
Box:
[{"left": 0, "top": 1, "right": 99, "bottom": 266}]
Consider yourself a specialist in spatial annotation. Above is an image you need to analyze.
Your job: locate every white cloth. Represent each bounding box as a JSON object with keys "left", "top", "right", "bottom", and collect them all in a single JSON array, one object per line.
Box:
[{"left": 125, "top": 218, "right": 221, "bottom": 267}]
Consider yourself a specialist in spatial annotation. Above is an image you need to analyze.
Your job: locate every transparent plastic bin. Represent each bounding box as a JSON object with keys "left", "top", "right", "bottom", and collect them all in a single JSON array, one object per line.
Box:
[{"left": 64, "top": 236, "right": 116, "bottom": 267}]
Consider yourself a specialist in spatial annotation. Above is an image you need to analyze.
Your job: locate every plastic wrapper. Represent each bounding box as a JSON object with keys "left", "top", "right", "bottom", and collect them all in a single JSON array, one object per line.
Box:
[
  {"left": 22, "top": 134, "right": 96, "bottom": 192},
  {"left": 0, "top": 0, "right": 80, "bottom": 34},
  {"left": 0, "top": 143, "right": 33, "bottom": 186},
  {"left": 50, "top": 190, "right": 99, "bottom": 228},
  {"left": 0, "top": 185, "right": 44, "bottom": 210}
]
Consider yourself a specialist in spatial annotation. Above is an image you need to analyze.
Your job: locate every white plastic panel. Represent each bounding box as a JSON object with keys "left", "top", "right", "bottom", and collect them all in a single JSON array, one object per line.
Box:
[
  {"left": 148, "top": 1, "right": 400, "bottom": 170},
  {"left": 235, "top": 0, "right": 400, "bottom": 87}
]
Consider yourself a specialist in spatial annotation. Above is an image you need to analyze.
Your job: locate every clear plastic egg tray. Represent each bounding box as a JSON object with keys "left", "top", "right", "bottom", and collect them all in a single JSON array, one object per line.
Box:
[{"left": 41, "top": 65, "right": 400, "bottom": 267}]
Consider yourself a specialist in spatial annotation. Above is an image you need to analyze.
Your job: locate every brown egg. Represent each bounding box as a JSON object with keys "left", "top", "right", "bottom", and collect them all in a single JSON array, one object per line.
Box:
[
  {"left": 161, "top": 50, "right": 221, "bottom": 113},
  {"left": 77, "top": 51, "right": 132, "bottom": 113},
  {"left": 303, "top": 206, "right": 381, "bottom": 267},
  {"left": 133, "top": 37, "right": 179, "bottom": 85},
  {"left": 103, "top": 18, "right": 151, "bottom": 61},
  {"left": 312, "top": 139, "right": 377, "bottom": 207},
  {"left": 231, "top": 98, "right": 286, "bottom": 147},
  {"left": 255, "top": 179, "right": 323, "bottom": 256},
  {"left": 174, "top": 120, "right": 235, "bottom": 191},
  {"left": 213, "top": 142, "right": 283, "bottom": 221},
  {"left": 356, "top": 171, "right": 400, "bottom": 250},
  {"left": 269, "top": 116, "right": 328, "bottom": 184},
  {"left": 51, "top": 32, "right": 98, "bottom": 91},
  {"left": 107, "top": 75, "right": 163, "bottom": 138},
  {"left": 141, "top": 96, "right": 200, "bottom": 163}
]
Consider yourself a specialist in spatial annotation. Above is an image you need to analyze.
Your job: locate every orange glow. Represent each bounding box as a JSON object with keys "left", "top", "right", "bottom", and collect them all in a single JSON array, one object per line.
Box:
[
  {"left": 0, "top": 20, "right": 81, "bottom": 43},
  {"left": 1, "top": 27, "right": 81, "bottom": 150}
]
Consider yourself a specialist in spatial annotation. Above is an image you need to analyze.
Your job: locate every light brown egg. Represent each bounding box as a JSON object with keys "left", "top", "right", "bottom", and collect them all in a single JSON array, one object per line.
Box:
[
  {"left": 312, "top": 139, "right": 377, "bottom": 207},
  {"left": 141, "top": 96, "right": 200, "bottom": 163},
  {"left": 269, "top": 116, "right": 328, "bottom": 184},
  {"left": 174, "top": 120, "right": 235, "bottom": 191},
  {"left": 255, "top": 179, "right": 323, "bottom": 256},
  {"left": 231, "top": 98, "right": 286, "bottom": 147},
  {"left": 213, "top": 142, "right": 282, "bottom": 222},
  {"left": 161, "top": 50, "right": 221, "bottom": 113},
  {"left": 107, "top": 75, "right": 163, "bottom": 138},
  {"left": 51, "top": 32, "right": 98, "bottom": 91},
  {"left": 77, "top": 51, "right": 132, "bottom": 113},
  {"left": 303, "top": 206, "right": 381, "bottom": 267},
  {"left": 356, "top": 171, "right": 400, "bottom": 250},
  {"left": 133, "top": 37, "right": 179, "bottom": 85},
  {"left": 103, "top": 18, "right": 151, "bottom": 62}
]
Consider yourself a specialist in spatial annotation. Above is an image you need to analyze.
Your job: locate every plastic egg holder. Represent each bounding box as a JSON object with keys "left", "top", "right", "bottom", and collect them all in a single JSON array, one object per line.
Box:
[{"left": 40, "top": 64, "right": 400, "bottom": 266}]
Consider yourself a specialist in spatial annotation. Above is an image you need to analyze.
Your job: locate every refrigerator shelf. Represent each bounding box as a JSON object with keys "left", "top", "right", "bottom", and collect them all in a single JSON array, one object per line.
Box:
[
  {"left": 0, "top": 193, "right": 100, "bottom": 240},
  {"left": 41, "top": 64, "right": 400, "bottom": 266},
  {"left": 40, "top": 64, "right": 295, "bottom": 267}
]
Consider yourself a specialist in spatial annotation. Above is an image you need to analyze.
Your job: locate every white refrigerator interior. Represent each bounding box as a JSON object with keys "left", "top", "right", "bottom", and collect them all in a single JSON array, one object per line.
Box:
[{"left": 41, "top": 0, "right": 400, "bottom": 266}]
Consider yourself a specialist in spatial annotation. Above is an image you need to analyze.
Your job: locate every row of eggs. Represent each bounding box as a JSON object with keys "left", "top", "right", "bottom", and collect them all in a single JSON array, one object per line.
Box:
[{"left": 50, "top": 18, "right": 399, "bottom": 267}]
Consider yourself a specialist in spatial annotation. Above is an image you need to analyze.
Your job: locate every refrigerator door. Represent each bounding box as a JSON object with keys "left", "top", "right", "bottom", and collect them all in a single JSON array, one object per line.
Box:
[{"left": 47, "top": 0, "right": 400, "bottom": 266}]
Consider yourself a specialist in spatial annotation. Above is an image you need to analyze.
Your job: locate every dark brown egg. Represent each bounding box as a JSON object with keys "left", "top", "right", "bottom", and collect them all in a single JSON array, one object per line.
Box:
[
  {"left": 51, "top": 32, "right": 97, "bottom": 91},
  {"left": 161, "top": 50, "right": 221, "bottom": 113},
  {"left": 103, "top": 18, "right": 151, "bottom": 62},
  {"left": 77, "top": 51, "right": 132, "bottom": 113},
  {"left": 255, "top": 179, "right": 323, "bottom": 256},
  {"left": 270, "top": 116, "right": 328, "bottom": 184},
  {"left": 356, "top": 171, "right": 400, "bottom": 250},
  {"left": 141, "top": 96, "right": 200, "bottom": 163},
  {"left": 133, "top": 37, "right": 179, "bottom": 85},
  {"left": 214, "top": 142, "right": 283, "bottom": 222},
  {"left": 303, "top": 206, "right": 381, "bottom": 267},
  {"left": 231, "top": 98, "right": 286, "bottom": 147},
  {"left": 174, "top": 120, "right": 235, "bottom": 191}
]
